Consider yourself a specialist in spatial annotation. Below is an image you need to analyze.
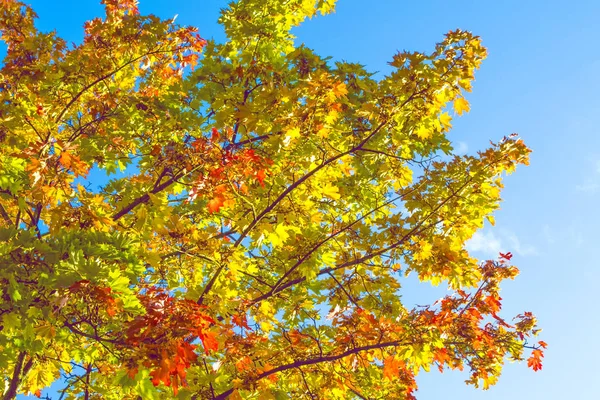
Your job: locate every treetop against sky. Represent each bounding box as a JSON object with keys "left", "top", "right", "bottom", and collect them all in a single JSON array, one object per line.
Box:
[{"left": 6, "top": 0, "right": 598, "bottom": 399}]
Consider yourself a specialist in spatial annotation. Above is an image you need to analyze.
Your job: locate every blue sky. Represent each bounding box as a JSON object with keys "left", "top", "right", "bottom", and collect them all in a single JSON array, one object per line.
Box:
[{"left": 11, "top": 0, "right": 600, "bottom": 398}]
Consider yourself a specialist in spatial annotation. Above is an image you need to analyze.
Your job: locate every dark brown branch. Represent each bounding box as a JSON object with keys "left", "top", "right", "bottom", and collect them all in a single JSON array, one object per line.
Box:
[
  {"left": 0, "top": 203, "right": 11, "bottom": 225},
  {"left": 263, "top": 194, "right": 403, "bottom": 301},
  {"left": 3, "top": 351, "right": 33, "bottom": 400},
  {"left": 112, "top": 173, "right": 180, "bottom": 221},
  {"left": 55, "top": 47, "right": 188, "bottom": 123},
  {"left": 84, "top": 363, "right": 92, "bottom": 400},
  {"left": 198, "top": 119, "right": 391, "bottom": 305},
  {"left": 63, "top": 320, "right": 120, "bottom": 344},
  {"left": 213, "top": 339, "right": 411, "bottom": 400},
  {"left": 226, "top": 132, "right": 278, "bottom": 150},
  {"left": 250, "top": 218, "right": 442, "bottom": 305},
  {"left": 355, "top": 147, "right": 411, "bottom": 162}
]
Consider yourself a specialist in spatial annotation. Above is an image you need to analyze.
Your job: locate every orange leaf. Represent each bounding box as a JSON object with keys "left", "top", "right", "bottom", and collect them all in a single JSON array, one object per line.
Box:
[
  {"left": 235, "top": 355, "right": 253, "bottom": 372},
  {"left": 127, "top": 367, "right": 138, "bottom": 380},
  {"left": 256, "top": 169, "right": 266, "bottom": 186},
  {"left": 199, "top": 331, "right": 219, "bottom": 354},
  {"left": 208, "top": 196, "right": 225, "bottom": 213},
  {"left": 232, "top": 313, "right": 251, "bottom": 330},
  {"left": 59, "top": 152, "right": 72, "bottom": 168},
  {"left": 383, "top": 356, "right": 401, "bottom": 380},
  {"left": 527, "top": 349, "right": 544, "bottom": 371}
]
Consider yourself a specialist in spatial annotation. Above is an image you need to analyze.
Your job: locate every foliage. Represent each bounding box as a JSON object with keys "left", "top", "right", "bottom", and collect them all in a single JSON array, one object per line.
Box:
[{"left": 0, "top": 0, "right": 544, "bottom": 398}]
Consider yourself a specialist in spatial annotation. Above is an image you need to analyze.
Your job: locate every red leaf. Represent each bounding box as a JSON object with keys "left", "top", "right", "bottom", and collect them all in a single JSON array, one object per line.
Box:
[
  {"left": 199, "top": 331, "right": 219, "bottom": 354},
  {"left": 527, "top": 349, "right": 544, "bottom": 371},
  {"left": 232, "top": 313, "right": 251, "bottom": 330},
  {"left": 176, "top": 341, "right": 198, "bottom": 365},
  {"left": 207, "top": 196, "right": 224, "bottom": 213},
  {"left": 383, "top": 356, "right": 401, "bottom": 380},
  {"left": 211, "top": 127, "right": 219, "bottom": 141},
  {"left": 256, "top": 169, "right": 266, "bottom": 186},
  {"left": 499, "top": 252, "right": 513, "bottom": 261},
  {"left": 126, "top": 367, "right": 138, "bottom": 380}
]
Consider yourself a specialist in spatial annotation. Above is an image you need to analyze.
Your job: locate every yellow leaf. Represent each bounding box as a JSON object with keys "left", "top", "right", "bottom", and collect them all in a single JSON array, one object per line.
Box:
[
  {"left": 316, "top": 125, "right": 330, "bottom": 138},
  {"left": 440, "top": 112, "right": 452, "bottom": 130},
  {"left": 229, "top": 389, "right": 243, "bottom": 400},
  {"left": 268, "top": 224, "right": 289, "bottom": 247},
  {"left": 414, "top": 241, "right": 433, "bottom": 261},
  {"left": 322, "top": 183, "right": 341, "bottom": 200},
  {"left": 23, "top": 362, "right": 60, "bottom": 396},
  {"left": 416, "top": 125, "right": 432, "bottom": 140},
  {"left": 454, "top": 97, "right": 470, "bottom": 115},
  {"left": 286, "top": 127, "right": 301, "bottom": 140},
  {"left": 332, "top": 82, "right": 348, "bottom": 98}
]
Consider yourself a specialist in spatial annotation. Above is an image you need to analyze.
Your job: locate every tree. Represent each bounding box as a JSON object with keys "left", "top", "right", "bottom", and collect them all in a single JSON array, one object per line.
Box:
[{"left": 0, "top": 0, "right": 545, "bottom": 398}]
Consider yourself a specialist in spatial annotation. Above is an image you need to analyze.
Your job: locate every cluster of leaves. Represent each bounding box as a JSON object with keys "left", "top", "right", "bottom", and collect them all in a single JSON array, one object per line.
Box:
[{"left": 0, "top": 0, "right": 544, "bottom": 399}]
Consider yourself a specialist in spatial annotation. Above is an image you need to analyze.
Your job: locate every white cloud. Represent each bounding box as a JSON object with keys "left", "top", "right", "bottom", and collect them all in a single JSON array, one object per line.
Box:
[
  {"left": 455, "top": 141, "right": 469, "bottom": 155},
  {"left": 506, "top": 232, "right": 537, "bottom": 256},
  {"left": 568, "top": 225, "right": 584, "bottom": 248},
  {"left": 575, "top": 181, "right": 600, "bottom": 193},
  {"left": 466, "top": 229, "right": 536, "bottom": 259},
  {"left": 575, "top": 158, "right": 600, "bottom": 193},
  {"left": 466, "top": 231, "right": 503, "bottom": 256},
  {"left": 541, "top": 224, "right": 556, "bottom": 244}
]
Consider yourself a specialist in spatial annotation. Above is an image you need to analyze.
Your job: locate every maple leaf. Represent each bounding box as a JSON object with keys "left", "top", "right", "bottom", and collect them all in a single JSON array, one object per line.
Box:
[
  {"left": 208, "top": 195, "right": 225, "bottom": 213},
  {"left": 256, "top": 169, "right": 266, "bottom": 186},
  {"left": 322, "top": 183, "right": 341, "bottom": 200},
  {"left": 0, "top": 2, "right": 539, "bottom": 398},
  {"left": 499, "top": 251, "right": 513, "bottom": 261},
  {"left": 58, "top": 152, "right": 72, "bottom": 169},
  {"left": 527, "top": 349, "right": 544, "bottom": 371},
  {"left": 454, "top": 97, "right": 470, "bottom": 115},
  {"left": 383, "top": 356, "right": 402, "bottom": 380},
  {"left": 211, "top": 127, "right": 220, "bottom": 141},
  {"left": 235, "top": 356, "right": 254, "bottom": 372},
  {"left": 331, "top": 82, "right": 348, "bottom": 98},
  {"left": 232, "top": 313, "right": 251, "bottom": 330},
  {"left": 199, "top": 331, "right": 219, "bottom": 354}
]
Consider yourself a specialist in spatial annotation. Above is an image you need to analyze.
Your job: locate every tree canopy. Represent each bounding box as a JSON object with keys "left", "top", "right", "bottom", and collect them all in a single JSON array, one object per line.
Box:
[{"left": 0, "top": 0, "right": 544, "bottom": 398}]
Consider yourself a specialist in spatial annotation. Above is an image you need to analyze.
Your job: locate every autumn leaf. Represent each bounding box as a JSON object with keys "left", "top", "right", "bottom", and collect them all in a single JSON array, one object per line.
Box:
[
  {"left": 322, "top": 183, "right": 341, "bottom": 200},
  {"left": 527, "top": 349, "right": 544, "bottom": 371},
  {"left": 211, "top": 127, "right": 220, "bottom": 141},
  {"left": 232, "top": 313, "right": 251, "bottom": 330},
  {"left": 59, "top": 151, "right": 72, "bottom": 168},
  {"left": 383, "top": 356, "right": 402, "bottom": 380},
  {"left": 199, "top": 331, "right": 219, "bottom": 354},
  {"left": 208, "top": 195, "right": 225, "bottom": 213},
  {"left": 332, "top": 82, "right": 348, "bottom": 98},
  {"left": 454, "top": 97, "right": 470, "bottom": 115},
  {"left": 0, "top": 2, "right": 539, "bottom": 398},
  {"left": 256, "top": 169, "right": 267, "bottom": 186}
]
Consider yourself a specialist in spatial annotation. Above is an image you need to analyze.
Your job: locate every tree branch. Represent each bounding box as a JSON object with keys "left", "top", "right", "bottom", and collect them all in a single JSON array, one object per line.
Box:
[
  {"left": 55, "top": 47, "right": 189, "bottom": 123},
  {"left": 198, "top": 118, "right": 391, "bottom": 305},
  {"left": 213, "top": 339, "right": 411, "bottom": 400},
  {"left": 3, "top": 351, "right": 32, "bottom": 400}
]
